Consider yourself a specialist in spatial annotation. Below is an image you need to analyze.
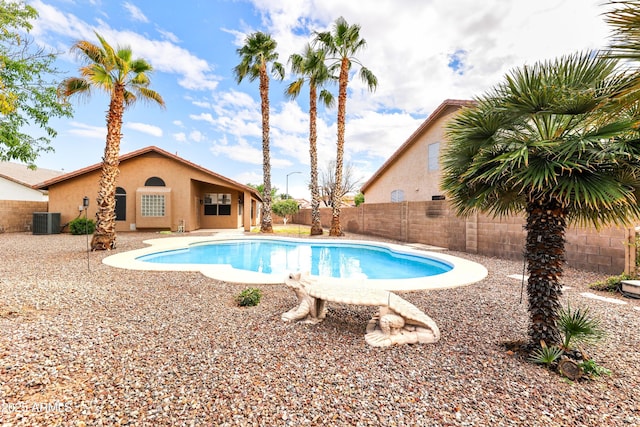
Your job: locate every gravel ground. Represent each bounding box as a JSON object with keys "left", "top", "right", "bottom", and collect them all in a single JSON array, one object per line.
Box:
[{"left": 1, "top": 230, "right": 639, "bottom": 427}]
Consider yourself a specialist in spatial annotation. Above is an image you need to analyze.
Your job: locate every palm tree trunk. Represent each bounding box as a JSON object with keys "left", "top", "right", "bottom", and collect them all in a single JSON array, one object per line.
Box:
[
  {"left": 259, "top": 63, "right": 273, "bottom": 233},
  {"left": 525, "top": 195, "right": 567, "bottom": 346},
  {"left": 91, "top": 83, "right": 124, "bottom": 250},
  {"left": 329, "top": 57, "right": 349, "bottom": 237},
  {"left": 309, "top": 83, "right": 323, "bottom": 236}
]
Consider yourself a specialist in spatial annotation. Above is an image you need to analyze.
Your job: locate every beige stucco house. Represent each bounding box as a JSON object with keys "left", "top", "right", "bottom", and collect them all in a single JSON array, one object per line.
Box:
[
  {"left": 361, "top": 99, "right": 474, "bottom": 203},
  {"left": 35, "top": 146, "right": 262, "bottom": 233}
]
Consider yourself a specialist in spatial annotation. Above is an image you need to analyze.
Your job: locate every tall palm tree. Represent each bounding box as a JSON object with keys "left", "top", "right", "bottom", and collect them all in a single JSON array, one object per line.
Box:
[
  {"left": 442, "top": 52, "right": 640, "bottom": 348},
  {"left": 314, "top": 17, "right": 377, "bottom": 236},
  {"left": 58, "top": 32, "right": 164, "bottom": 250},
  {"left": 234, "top": 32, "right": 285, "bottom": 233},
  {"left": 286, "top": 43, "right": 335, "bottom": 236}
]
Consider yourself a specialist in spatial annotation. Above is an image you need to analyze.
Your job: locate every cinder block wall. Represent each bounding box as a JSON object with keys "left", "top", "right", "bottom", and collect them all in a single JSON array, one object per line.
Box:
[
  {"left": 292, "top": 201, "right": 630, "bottom": 274},
  {"left": 0, "top": 200, "right": 48, "bottom": 233}
]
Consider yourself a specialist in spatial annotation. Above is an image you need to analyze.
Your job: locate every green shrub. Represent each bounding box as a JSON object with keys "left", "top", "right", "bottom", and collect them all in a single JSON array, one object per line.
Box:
[
  {"left": 589, "top": 273, "right": 632, "bottom": 293},
  {"left": 579, "top": 359, "right": 611, "bottom": 377},
  {"left": 69, "top": 217, "right": 95, "bottom": 235},
  {"left": 235, "top": 287, "right": 262, "bottom": 307}
]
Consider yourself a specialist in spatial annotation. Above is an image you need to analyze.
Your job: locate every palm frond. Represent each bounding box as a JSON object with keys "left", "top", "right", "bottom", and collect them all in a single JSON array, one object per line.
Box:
[
  {"left": 57, "top": 77, "right": 91, "bottom": 100},
  {"left": 358, "top": 67, "right": 378, "bottom": 92},
  {"left": 285, "top": 79, "right": 304, "bottom": 100}
]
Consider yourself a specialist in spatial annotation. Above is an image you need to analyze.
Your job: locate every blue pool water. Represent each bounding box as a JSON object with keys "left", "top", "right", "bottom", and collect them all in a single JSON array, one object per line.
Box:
[{"left": 137, "top": 239, "right": 453, "bottom": 280}]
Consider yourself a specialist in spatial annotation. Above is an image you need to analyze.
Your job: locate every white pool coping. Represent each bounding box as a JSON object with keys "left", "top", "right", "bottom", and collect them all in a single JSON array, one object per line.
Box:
[{"left": 103, "top": 235, "right": 488, "bottom": 292}]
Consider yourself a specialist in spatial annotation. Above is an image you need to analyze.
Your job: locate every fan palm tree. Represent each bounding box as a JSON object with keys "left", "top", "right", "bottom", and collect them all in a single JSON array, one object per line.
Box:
[
  {"left": 286, "top": 43, "right": 336, "bottom": 236},
  {"left": 58, "top": 32, "right": 164, "bottom": 250},
  {"left": 606, "top": 0, "right": 640, "bottom": 102},
  {"left": 234, "top": 31, "right": 285, "bottom": 233},
  {"left": 442, "top": 52, "right": 640, "bottom": 348},
  {"left": 314, "top": 17, "right": 377, "bottom": 236},
  {"left": 606, "top": 0, "right": 640, "bottom": 61}
]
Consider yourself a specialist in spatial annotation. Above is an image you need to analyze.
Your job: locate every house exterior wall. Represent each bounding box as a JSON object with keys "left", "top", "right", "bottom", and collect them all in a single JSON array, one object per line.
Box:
[
  {"left": 46, "top": 151, "right": 250, "bottom": 232},
  {"left": 0, "top": 177, "right": 48, "bottom": 201},
  {"left": 291, "top": 202, "right": 629, "bottom": 275},
  {"left": 363, "top": 104, "right": 461, "bottom": 204}
]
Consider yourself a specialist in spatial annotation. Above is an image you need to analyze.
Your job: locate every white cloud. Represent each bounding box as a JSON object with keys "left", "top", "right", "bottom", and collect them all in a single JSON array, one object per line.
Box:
[
  {"left": 192, "top": 101, "right": 213, "bottom": 109},
  {"left": 190, "top": 97, "right": 263, "bottom": 138},
  {"left": 123, "top": 2, "right": 149, "bottom": 23},
  {"left": 125, "top": 122, "right": 163, "bottom": 137},
  {"left": 157, "top": 27, "right": 180, "bottom": 43},
  {"left": 190, "top": 113, "right": 215, "bottom": 124},
  {"left": 67, "top": 122, "right": 105, "bottom": 139},
  {"left": 210, "top": 136, "right": 292, "bottom": 168},
  {"left": 210, "top": 137, "right": 262, "bottom": 165},
  {"left": 172, "top": 120, "right": 184, "bottom": 127},
  {"left": 233, "top": 170, "right": 263, "bottom": 186},
  {"left": 189, "top": 130, "right": 205, "bottom": 142},
  {"left": 173, "top": 132, "right": 187, "bottom": 142}
]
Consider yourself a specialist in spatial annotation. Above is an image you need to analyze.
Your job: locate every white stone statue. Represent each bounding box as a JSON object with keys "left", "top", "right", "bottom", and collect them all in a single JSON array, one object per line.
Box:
[
  {"left": 281, "top": 272, "right": 326, "bottom": 324},
  {"left": 282, "top": 272, "right": 440, "bottom": 347}
]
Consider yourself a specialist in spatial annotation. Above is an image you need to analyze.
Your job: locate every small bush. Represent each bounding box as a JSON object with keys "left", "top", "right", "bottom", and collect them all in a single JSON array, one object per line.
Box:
[
  {"left": 69, "top": 217, "right": 95, "bottom": 235},
  {"left": 579, "top": 359, "right": 611, "bottom": 377},
  {"left": 589, "top": 273, "right": 632, "bottom": 293},
  {"left": 235, "top": 287, "right": 262, "bottom": 307}
]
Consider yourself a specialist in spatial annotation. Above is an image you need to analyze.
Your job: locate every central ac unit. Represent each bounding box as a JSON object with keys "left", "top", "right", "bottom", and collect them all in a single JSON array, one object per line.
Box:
[{"left": 32, "top": 212, "right": 61, "bottom": 235}]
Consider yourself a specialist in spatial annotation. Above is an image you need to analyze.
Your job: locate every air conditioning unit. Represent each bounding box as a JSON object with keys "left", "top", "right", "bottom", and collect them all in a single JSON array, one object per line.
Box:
[{"left": 32, "top": 212, "right": 61, "bottom": 235}]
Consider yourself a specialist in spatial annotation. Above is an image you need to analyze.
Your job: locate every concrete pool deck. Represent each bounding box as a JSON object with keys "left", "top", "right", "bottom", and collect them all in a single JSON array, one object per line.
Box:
[{"left": 103, "top": 232, "right": 488, "bottom": 291}]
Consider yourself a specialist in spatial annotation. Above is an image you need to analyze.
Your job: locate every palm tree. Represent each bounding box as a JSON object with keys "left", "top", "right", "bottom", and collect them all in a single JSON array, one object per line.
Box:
[
  {"left": 314, "top": 17, "right": 377, "bottom": 236},
  {"left": 441, "top": 52, "right": 640, "bottom": 348},
  {"left": 286, "top": 43, "right": 335, "bottom": 236},
  {"left": 606, "top": 0, "right": 640, "bottom": 61},
  {"left": 58, "top": 32, "right": 164, "bottom": 250},
  {"left": 606, "top": 0, "right": 640, "bottom": 102},
  {"left": 234, "top": 32, "right": 285, "bottom": 233}
]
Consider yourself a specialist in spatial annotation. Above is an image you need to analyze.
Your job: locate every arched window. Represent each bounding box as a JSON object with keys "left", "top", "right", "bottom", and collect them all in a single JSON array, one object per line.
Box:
[
  {"left": 145, "top": 177, "right": 166, "bottom": 186},
  {"left": 115, "top": 187, "right": 126, "bottom": 220},
  {"left": 391, "top": 189, "right": 405, "bottom": 203}
]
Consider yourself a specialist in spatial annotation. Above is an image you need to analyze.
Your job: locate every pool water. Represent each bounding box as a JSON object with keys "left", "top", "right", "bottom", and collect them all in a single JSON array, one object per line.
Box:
[{"left": 137, "top": 239, "right": 453, "bottom": 280}]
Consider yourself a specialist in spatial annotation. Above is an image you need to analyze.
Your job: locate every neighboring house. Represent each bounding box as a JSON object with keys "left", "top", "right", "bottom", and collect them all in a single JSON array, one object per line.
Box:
[
  {"left": 0, "top": 162, "right": 63, "bottom": 232},
  {"left": 35, "top": 146, "right": 263, "bottom": 233},
  {"left": 0, "top": 161, "right": 62, "bottom": 201},
  {"left": 361, "top": 99, "right": 474, "bottom": 203}
]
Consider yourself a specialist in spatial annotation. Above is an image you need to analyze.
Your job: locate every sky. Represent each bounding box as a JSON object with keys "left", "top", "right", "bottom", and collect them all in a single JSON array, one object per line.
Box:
[{"left": 24, "top": 0, "right": 615, "bottom": 199}]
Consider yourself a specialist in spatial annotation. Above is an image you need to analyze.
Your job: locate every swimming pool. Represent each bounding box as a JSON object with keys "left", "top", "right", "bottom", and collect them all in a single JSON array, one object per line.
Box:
[
  {"left": 136, "top": 239, "right": 453, "bottom": 280},
  {"left": 103, "top": 235, "right": 488, "bottom": 291}
]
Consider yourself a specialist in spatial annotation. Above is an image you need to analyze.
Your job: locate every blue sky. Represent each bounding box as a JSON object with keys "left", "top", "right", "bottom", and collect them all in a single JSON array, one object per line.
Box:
[{"left": 27, "top": 0, "right": 612, "bottom": 199}]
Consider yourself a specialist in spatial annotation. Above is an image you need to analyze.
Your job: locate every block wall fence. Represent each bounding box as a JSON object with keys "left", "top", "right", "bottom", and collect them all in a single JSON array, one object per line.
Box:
[
  {"left": 0, "top": 200, "right": 48, "bottom": 233},
  {"left": 291, "top": 201, "right": 636, "bottom": 275}
]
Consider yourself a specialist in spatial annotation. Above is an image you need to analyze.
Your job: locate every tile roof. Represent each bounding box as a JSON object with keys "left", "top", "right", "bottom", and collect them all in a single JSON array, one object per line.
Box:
[
  {"left": 34, "top": 146, "right": 263, "bottom": 201},
  {"left": 0, "top": 161, "right": 63, "bottom": 188}
]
